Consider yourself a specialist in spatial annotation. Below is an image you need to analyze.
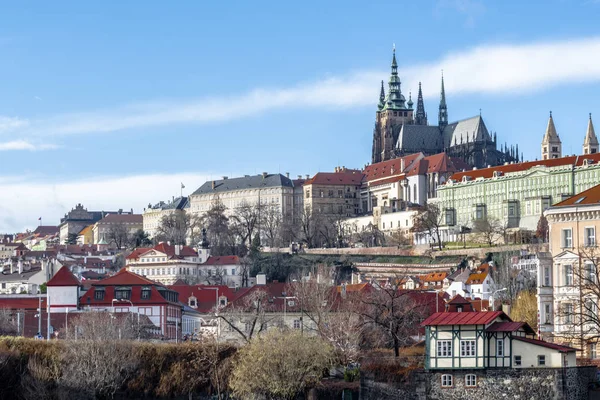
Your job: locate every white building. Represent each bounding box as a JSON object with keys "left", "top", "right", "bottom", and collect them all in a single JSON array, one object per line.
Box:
[{"left": 143, "top": 196, "right": 189, "bottom": 239}]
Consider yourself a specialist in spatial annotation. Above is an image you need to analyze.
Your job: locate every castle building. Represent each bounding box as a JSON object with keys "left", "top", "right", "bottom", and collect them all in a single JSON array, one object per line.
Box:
[
  {"left": 541, "top": 112, "right": 562, "bottom": 160},
  {"left": 371, "top": 48, "right": 519, "bottom": 169}
]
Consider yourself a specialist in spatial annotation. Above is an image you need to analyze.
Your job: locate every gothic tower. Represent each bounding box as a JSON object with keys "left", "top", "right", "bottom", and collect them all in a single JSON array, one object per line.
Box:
[
  {"left": 541, "top": 111, "right": 562, "bottom": 160},
  {"left": 438, "top": 73, "right": 448, "bottom": 131},
  {"left": 371, "top": 46, "right": 414, "bottom": 164},
  {"left": 415, "top": 82, "right": 427, "bottom": 125},
  {"left": 583, "top": 113, "right": 599, "bottom": 155}
]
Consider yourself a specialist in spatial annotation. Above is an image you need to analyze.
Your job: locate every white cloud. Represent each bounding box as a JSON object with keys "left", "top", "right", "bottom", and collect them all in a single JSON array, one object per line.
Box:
[
  {"left": 0, "top": 172, "right": 222, "bottom": 233},
  {"left": 0, "top": 140, "right": 59, "bottom": 151},
  {"left": 2, "top": 36, "right": 600, "bottom": 139},
  {"left": 435, "top": 0, "right": 486, "bottom": 27}
]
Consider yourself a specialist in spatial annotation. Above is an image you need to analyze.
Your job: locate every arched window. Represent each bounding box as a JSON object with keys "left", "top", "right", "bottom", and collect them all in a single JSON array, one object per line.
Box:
[{"left": 413, "top": 184, "right": 417, "bottom": 203}]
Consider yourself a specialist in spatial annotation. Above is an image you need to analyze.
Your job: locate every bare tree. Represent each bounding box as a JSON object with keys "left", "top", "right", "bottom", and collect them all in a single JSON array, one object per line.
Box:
[
  {"left": 298, "top": 205, "right": 322, "bottom": 248},
  {"left": 353, "top": 223, "right": 385, "bottom": 247},
  {"left": 217, "top": 289, "right": 277, "bottom": 343},
  {"left": 106, "top": 223, "right": 132, "bottom": 250},
  {"left": 155, "top": 212, "right": 194, "bottom": 245},
  {"left": 199, "top": 197, "right": 235, "bottom": 256},
  {"left": 63, "top": 311, "right": 149, "bottom": 341},
  {"left": 353, "top": 279, "right": 432, "bottom": 357},
  {"left": 260, "top": 203, "right": 283, "bottom": 247},
  {"left": 0, "top": 308, "right": 18, "bottom": 336},
  {"left": 231, "top": 200, "right": 260, "bottom": 247},
  {"left": 491, "top": 251, "right": 536, "bottom": 302},
  {"left": 411, "top": 203, "right": 445, "bottom": 250},
  {"left": 510, "top": 289, "right": 538, "bottom": 333},
  {"left": 472, "top": 216, "right": 505, "bottom": 246}
]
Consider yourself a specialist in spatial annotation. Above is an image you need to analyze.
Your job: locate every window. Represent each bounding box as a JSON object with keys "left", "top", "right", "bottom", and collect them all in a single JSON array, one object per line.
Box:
[
  {"left": 319, "top": 190, "right": 324, "bottom": 198},
  {"left": 436, "top": 340, "right": 452, "bottom": 357},
  {"left": 293, "top": 319, "right": 301, "bottom": 329},
  {"left": 460, "top": 340, "right": 476, "bottom": 357},
  {"left": 562, "top": 229, "right": 572, "bottom": 248},
  {"left": 231, "top": 268, "right": 236, "bottom": 276},
  {"left": 544, "top": 304, "right": 552, "bottom": 324},
  {"left": 465, "top": 374, "right": 477, "bottom": 388},
  {"left": 141, "top": 286, "right": 151, "bottom": 300},
  {"left": 564, "top": 303, "right": 573, "bottom": 324},
  {"left": 585, "top": 299, "right": 598, "bottom": 317},
  {"left": 305, "top": 190, "right": 310, "bottom": 199},
  {"left": 586, "top": 264, "right": 597, "bottom": 284},
  {"left": 544, "top": 266, "right": 551, "bottom": 286},
  {"left": 526, "top": 202, "right": 531, "bottom": 215},
  {"left": 538, "top": 355, "right": 546, "bottom": 366},
  {"left": 328, "top": 190, "right": 334, "bottom": 198},
  {"left": 496, "top": 339, "right": 504, "bottom": 356},
  {"left": 590, "top": 343, "right": 597, "bottom": 359},
  {"left": 441, "top": 374, "right": 453, "bottom": 388},
  {"left": 475, "top": 204, "right": 486, "bottom": 220},
  {"left": 564, "top": 265, "right": 573, "bottom": 286},
  {"left": 514, "top": 355, "right": 522, "bottom": 366},
  {"left": 445, "top": 209, "right": 456, "bottom": 226},
  {"left": 94, "top": 287, "right": 105, "bottom": 300},
  {"left": 586, "top": 227, "right": 596, "bottom": 247},
  {"left": 115, "top": 286, "right": 131, "bottom": 300},
  {"left": 338, "top": 190, "right": 343, "bottom": 198}
]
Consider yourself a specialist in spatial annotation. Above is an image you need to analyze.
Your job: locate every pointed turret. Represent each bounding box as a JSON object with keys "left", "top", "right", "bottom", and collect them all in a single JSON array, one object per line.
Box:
[
  {"left": 415, "top": 82, "right": 427, "bottom": 125},
  {"left": 583, "top": 113, "right": 599, "bottom": 155},
  {"left": 515, "top": 144, "right": 519, "bottom": 162},
  {"left": 407, "top": 92, "right": 413, "bottom": 109},
  {"left": 377, "top": 80, "right": 385, "bottom": 111},
  {"left": 438, "top": 72, "right": 448, "bottom": 130},
  {"left": 541, "top": 111, "right": 562, "bottom": 160}
]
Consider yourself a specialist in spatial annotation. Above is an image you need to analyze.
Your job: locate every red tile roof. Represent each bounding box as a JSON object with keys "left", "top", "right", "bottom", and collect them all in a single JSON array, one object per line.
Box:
[
  {"left": 126, "top": 247, "right": 152, "bottom": 260},
  {"left": 305, "top": 171, "right": 365, "bottom": 186},
  {"left": 423, "top": 272, "right": 448, "bottom": 282},
  {"left": 486, "top": 321, "right": 536, "bottom": 335},
  {"left": 46, "top": 266, "right": 81, "bottom": 287},
  {"left": 168, "top": 284, "right": 248, "bottom": 312},
  {"left": 364, "top": 153, "right": 422, "bottom": 183},
  {"left": 447, "top": 294, "right": 471, "bottom": 305},
  {"left": 151, "top": 243, "right": 197, "bottom": 258},
  {"left": 203, "top": 255, "right": 240, "bottom": 265},
  {"left": 554, "top": 183, "right": 600, "bottom": 207},
  {"left": 405, "top": 153, "right": 463, "bottom": 177},
  {"left": 421, "top": 311, "right": 508, "bottom": 326},
  {"left": 513, "top": 337, "right": 578, "bottom": 353},
  {"left": 449, "top": 153, "right": 600, "bottom": 181},
  {"left": 95, "top": 268, "right": 162, "bottom": 286}
]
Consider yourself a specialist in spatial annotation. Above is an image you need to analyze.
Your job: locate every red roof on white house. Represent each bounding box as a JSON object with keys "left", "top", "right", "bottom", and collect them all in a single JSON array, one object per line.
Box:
[{"left": 46, "top": 266, "right": 81, "bottom": 287}]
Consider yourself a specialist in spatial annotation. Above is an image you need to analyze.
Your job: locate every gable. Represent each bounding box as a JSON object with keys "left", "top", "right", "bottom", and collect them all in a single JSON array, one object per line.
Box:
[{"left": 554, "top": 250, "right": 579, "bottom": 261}]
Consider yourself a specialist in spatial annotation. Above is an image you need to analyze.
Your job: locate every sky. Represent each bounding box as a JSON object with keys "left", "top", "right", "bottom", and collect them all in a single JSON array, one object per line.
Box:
[{"left": 2, "top": 0, "right": 600, "bottom": 232}]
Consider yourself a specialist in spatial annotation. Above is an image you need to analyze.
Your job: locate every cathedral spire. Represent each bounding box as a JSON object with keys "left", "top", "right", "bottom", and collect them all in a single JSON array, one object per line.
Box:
[
  {"left": 438, "top": 72, "right": 448, "bottom": 130},
  {"left": 541, "top": 111, "right": 561, "bottom": 160},
  {"left": 384, "top": 45, "right": 405, "bottom": 110},
  {"left": 415, "top": 82, "right": 427, "bottom": 125},
  {"left": 583, "top": 112, "right": 599, "bottom": 155},
  {"left": 377, "top": 80, "right": 385, "bottom": 111}
]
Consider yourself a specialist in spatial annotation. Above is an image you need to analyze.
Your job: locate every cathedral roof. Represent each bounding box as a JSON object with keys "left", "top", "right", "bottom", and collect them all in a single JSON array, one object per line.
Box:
[
  {"left": 584, "top": 113, "right": 599, "bottom": 146},
  {"left": 542, "top": 112, "right": 561, "bottom": 144},
  {"left": 442, "top": 115, "right": 491, "bottom": 148},
  {"left": 396, "top": 125, "right": 442, "bottom": 153}
]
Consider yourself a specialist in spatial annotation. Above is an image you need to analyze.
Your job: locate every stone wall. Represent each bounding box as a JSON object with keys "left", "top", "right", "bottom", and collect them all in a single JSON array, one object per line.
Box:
[{"left": 360, "top": 367, "right": 596, "bottom": 400}]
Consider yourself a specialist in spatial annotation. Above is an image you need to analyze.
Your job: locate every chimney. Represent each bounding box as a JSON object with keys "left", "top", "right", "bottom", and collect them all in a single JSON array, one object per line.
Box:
[
  {"left": 262, "top": 172, "right": 268, "bottom": 179},
  {"left": 286, "top": 172, "right": 289, "bottom": 178},
  {"left": 297, "top": 175, "right": 302, "bottom": 179},
  {"left": 222, "top": 176, "right": 228, "bottom": 180},
  {"left": 118, "top": 208, "right": 123, "bottom": 214},
  {"left": 400, "top": 158, "right": 405, "bottom": 171},
  {"left": 175, "top": 245, "right": 180, "bottom": 256},
  {"left": 212, "top": 181, "right": 216, "bottom": 190},
  {"left": 17, "top": 259, "right": 23, "bottom": 274},
  {"left": 305, "top": 174, "right": 309, "bottom": 179}
]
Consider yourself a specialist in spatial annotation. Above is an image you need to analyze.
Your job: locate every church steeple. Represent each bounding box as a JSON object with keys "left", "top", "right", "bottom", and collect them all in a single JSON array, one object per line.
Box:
[
  {"left": 415, "top": 82, "right": 427, "bottom": 125},
  {"left": 438, "top": 72, "right": 448, "bottom": 130},
  {"left": 541, "top": 111, "right": 562, "bottom": 160},
  {"left": 583, "top": 113, "right": 599, "bottom": 155},
  {"left": 384, "top": 45, "right": 406, "bottom": 110},
  {"left": 377, "top": 80, "right": 385, "bottom": 111}
]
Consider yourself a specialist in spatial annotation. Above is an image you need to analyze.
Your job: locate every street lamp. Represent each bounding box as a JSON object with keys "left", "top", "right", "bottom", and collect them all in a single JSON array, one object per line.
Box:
[
  {"left": 482, "top": 288, "right": 507, "bottom": 311},
  {"left": 35, "top": 297, "right": 45, "bottom": 338}
]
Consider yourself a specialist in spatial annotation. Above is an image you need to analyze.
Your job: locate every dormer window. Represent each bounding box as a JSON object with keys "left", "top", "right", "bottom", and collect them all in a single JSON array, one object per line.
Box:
[
  {"left": 141, "top": 286, "right": 151, "bottom": 300},
  {"left": 189, "top": 296, "right": 197, "bottom": 308},
  {"left": 94, "top": 286, "right": 105, "bottom": 300},
  {"left": 457, "top": 306, "right": 463, "bottom": 313},
  {"left": 115, "top": 286, "right": 131, "bottom": 300}
]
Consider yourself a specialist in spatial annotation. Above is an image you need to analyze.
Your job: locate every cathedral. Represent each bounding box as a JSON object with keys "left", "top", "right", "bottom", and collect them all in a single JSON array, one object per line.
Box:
[{"left": 371, "top": 48, "right": 519, "bottom": 169}]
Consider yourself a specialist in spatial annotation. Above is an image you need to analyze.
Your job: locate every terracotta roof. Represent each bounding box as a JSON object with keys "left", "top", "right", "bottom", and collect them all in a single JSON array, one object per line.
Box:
[
  {"left": 94, "top": 268, "right": 162, "bottom": 286},
  {"left": 168, "top": 284, "right": 248, "bottom": 313},
  {"left": 486, "top": 321, "right": 536, "bottom": 335},
  {"left": 421, "top": 311, "right": 507, "bottom": 326},
  {"left": 81, "top": 285, "right": 175, "bottom": 305},
  {"left": 447, "top": 294, "right": 471, "bottom": 305},
  {"left": 305, "top": 171, "right": 365, "bottom": 186},
  {"left": 203, "top": 256, "right": 240, "bottom": 265},
  {"left": 449, "top": 153, "right": 600, "bottom": 181},
  {"left": 151, "top": 243, "right": 197, "bottom": 258},
  {"left": 554, "top": 183, "right": 600, "bottom": 207},
  {"left": 423, "top": 272, "right": 447, "bottom": 282},
  {"left": 46, "top": 266, "right": 81, "bottom": 287},
  {"left": 126, "top": 247, "right": 152, "bottom": 260},
  {"left": 335, "top": 283, "right": 370, "bottom": 293},
  {"left": 513, "top": 337, "right": 578, "bottom": 353},
  {"left": 364, "top": 153, "right": 421, "bottom": 182},
  {"left": 466, "top": 264, "right": 490, "bottom": 284},
  {"left": 97, "top": 214, "right": 143, "bottom": 224}
]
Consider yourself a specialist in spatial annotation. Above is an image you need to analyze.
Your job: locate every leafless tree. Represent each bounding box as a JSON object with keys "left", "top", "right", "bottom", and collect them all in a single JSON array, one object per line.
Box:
[
  {"left": 260, "top": 203, "right": 283, "bottom": 247},
  {"left": 491, "top": 251, "right": 536, "bottom": 302},
  {"left": 217, "top": 289, "right": 277, "bottom": 343},
  {"left": 63, "top": 311, "right": 149, "bottom": 341},
  {"left": 298, "top": 205, "right": 322, "bottom": 248},
  {"left": 411, "top": 203, "right": 445, "bottom": 250},
  {"left": 155, "top": 212, "right": 197, "bottom": 245},
  {"left": 353, "top": 223, "right": 385, "bottom": 247},
  {"left": 387, "top": 228, "right": 412, "bottom": 247},
  {"left": 198, "top": 197, "right": 235, "bottom": 256},
  {"left": 231, "top": 200, "right": 260, "bottom": 247},
  {"left": 353, "top": 278, "right": 431, "bottom": 357},
  {"left": 106, "top": 223, "right": 132, "bottom": 250},
  {"left": 0, "top": 308, "right": 18, "bottom": 336},
  {"left": 472, "top": 216, "right": 506, "bottom": 246}
]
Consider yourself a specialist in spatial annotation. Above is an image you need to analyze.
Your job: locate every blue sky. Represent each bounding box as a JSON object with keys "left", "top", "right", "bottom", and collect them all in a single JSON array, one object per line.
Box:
[{"left": 2, "top": 0, "right": 600, "bottom": 231}]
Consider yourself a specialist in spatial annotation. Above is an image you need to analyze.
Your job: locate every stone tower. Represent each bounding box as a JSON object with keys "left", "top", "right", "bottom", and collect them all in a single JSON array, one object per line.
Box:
[
  {"left": 583, "top": 113, "right": 599, "bottom": 155},
  {"left": 371, "top": 46, "right": 414, "bottom": 164},
  {"left": 541, "top": 111, "right": 562, "bottom": 160},
  {"left": 438, "top": 73, "right": 448, "bottom": 131}
]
